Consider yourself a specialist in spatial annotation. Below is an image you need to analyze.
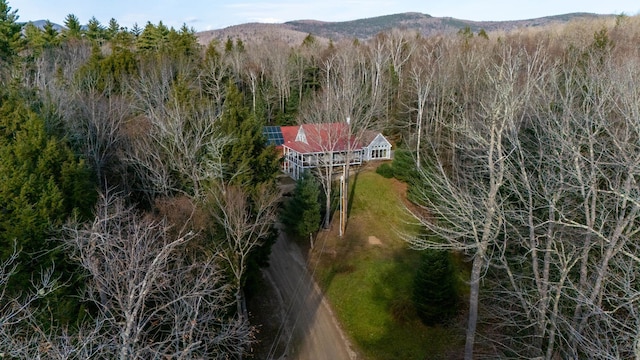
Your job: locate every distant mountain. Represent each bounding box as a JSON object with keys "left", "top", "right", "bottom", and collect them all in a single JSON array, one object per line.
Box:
[
  {"left": 196, "top": 12, "right": 611, "bottom": 46},
  {"left": 22, "top": 20, "right": 65, "bottom": 31},
  {"left": 20, "top": 12, "right": 615, "bottom": 48},
  {"left": 285, "top": 12, "right": 606, "bottom": 39},
  {"left": 196, "top": 22, "right": 313, "bottom": 48}
]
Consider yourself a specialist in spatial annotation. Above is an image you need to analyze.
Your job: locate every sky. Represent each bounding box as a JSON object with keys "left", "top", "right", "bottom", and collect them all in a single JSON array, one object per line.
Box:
[{"left": 11, "top": 0, "right": 640, "bottom": 32}]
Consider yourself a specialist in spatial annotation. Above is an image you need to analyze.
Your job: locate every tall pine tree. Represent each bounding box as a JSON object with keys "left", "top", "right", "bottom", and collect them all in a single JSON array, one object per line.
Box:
[
  {"left": 0, "top": 92, "right": 96, "bottom": 322},
  {"left": 281, "top": 170, "right": 321, "bottom": 245},
  {"left": 62, "top": 13, "right": 83, "bottom": 40},
  {"left": 218, "top": 81, "right": 279, "bottom": 187},
  {"left": 0, "top": 0, "right": 22, "bottom": 62}
]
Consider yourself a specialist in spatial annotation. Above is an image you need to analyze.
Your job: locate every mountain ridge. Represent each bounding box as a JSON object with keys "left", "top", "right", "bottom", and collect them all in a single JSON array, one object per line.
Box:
[
  {"left": 196, "top": 11, "right": 611, "bottom": 46},
  {"left": 24, "top": 11, "right": 615, "bottom": 47}
]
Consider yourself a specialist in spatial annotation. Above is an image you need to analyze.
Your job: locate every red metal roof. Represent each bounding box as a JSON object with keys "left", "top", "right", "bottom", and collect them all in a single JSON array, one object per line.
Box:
[{"left": 280, "top": 123, "right": 360, "bottom": 154}]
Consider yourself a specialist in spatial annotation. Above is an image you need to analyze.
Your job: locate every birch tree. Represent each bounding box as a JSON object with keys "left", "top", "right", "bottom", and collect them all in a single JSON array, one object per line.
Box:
[{"left": 406, "top": 41, "right": 438, "bottom": 169}]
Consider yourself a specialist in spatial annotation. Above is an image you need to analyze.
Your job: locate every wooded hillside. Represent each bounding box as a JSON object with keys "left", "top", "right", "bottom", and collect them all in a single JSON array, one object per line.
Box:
[{"left": 196, "top": 11, "right": 609, "bottom": 46}]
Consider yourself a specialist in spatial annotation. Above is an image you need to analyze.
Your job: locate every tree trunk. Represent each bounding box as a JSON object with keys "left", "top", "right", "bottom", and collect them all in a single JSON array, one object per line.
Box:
[
  {"left": 236, "top": 289, "right": 243, "bottom": 321},
  {"left": 465, "top": 254, "right": 484, "bottom": 360},
  {"left": 323, "top": 182, "right": 332, "bottom": 229},
  {"left": 416, "top": 102, "right": 423, "bottom": 169}
]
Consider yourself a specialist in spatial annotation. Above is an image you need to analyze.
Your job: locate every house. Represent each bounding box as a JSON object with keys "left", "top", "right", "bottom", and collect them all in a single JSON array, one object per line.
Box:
[
  {"left": 264, "top": 123, "right": 392, "bottom": 180},
  {"left": 361, "top": 131, "right": 393, "bottom": 161}
]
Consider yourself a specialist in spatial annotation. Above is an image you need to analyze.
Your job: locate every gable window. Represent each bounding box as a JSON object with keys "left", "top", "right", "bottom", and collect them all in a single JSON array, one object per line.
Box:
[{"left": 295, "top": 127, "right": 307, "bottom": 143}]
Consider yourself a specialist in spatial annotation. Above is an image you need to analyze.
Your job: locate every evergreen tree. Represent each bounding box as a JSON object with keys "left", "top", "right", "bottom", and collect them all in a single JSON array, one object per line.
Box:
[
  {"left": 302, "top": 33, "right": 316, "bottom": 47},
  {"left": 110, "top": 26, "right": 135, "bottom": 52},
  {"left": 62, "top": 13, "right": 83, "bottom": 40},
  {"left": 281, "top": 170, "right": 321, "bottom": 244},
  {"left": 137, "top": 21, "right": 170, "bottom": 52},
  {"left": 218, "top": 81, "right": 279, "bottom": 187},
  {"left": 478, "top": 28, "right": 489, "bottom": 40},
  {"left": 85, "top": 16, "right": 105, "bottom": 44},
  {"left": 74, "top": 44, "right": 105, "bottom": 91},
  {"left": 214, "top": 82, "right": 280, "bottom": 301},
  {"left": 224, "top": 37, "right": 234, "bottom": 53},
  {"left": 235, "top": 38, "right": 245, "bottom": 52},
  {"left": 0, "top": 0, "right": 22, "bottom": 62},
  {"left": 204, "top": 40, "right": 221, "bottom": 61},
  {"left": 41, "top": 20, "right": 60, "bottom": 47},
  {"left": 101, "top": 35, "right": 138, "bottom": 92},
  {"left": 106, "top": 18, "right": 120, "bottom": 40},
  {"left": 23, "top": 22, "right": 44, "bottom": 51},
  {"left": 130, "top": 22, "right": 142, "bottom": 38},
  {"left": 412, "top": 249, "right": 458, "bottom": 326},
  {"left": 0, "top": 92, "right": 96, "bottom": 321},
  {"left": 166, "top": 23, "right": 199, "bottom": 58}
]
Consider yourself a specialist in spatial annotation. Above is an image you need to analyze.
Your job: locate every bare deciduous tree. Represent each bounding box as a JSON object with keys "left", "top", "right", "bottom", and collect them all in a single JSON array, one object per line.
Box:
[
  {"left": 408, "top": 45, "right": 540, "bottom": 359},
  {"left": 382, "top": 29, "right": 418, "bottom": 99},
  {"left": 209, "top": 183, "right": 280, "bottom": 320},
  {"left": 410, "top": 38, "right": 640, "bottom": 359},
  {"left": 126, "top": 61, "right": 228, "bottom": 200},
  {"left": 199, "top": 44, "right": 230, "bottom": 109},
  {"left": 62, "top": 190, "right": 252, "bottom": 359},
  {"left": 405, "top": 41, "right": 439, "bottom": 169},
  {"left": 0, "top": 244, "right": 110, "bottom": 359}
]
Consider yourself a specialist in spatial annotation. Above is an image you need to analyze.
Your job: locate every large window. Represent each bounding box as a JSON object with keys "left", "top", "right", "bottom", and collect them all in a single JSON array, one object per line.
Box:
[{"left": 371, "top": 148, "right": 388, "bottom": 159}]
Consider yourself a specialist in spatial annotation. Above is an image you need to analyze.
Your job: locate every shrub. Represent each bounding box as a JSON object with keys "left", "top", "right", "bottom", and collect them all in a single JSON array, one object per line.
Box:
[
  {"left": 390, "top": 296, "right": 415, "bottom": 324},
  {"left": 376, "top": 163, "right": 394, "bottom": 178},
  {"left": 390, "top": 149, "right": 418, "bottom": 182}
]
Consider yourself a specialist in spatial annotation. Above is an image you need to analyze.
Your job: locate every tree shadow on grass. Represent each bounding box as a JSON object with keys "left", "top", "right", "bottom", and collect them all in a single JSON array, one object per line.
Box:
[{"left": 346, "top": 169, "right": 359, "bottom": 225}]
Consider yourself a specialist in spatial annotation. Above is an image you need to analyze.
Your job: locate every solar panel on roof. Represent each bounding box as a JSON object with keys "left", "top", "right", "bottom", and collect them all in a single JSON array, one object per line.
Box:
[{"left": 263, "top": 126, "right": 284, "bottom": 146}]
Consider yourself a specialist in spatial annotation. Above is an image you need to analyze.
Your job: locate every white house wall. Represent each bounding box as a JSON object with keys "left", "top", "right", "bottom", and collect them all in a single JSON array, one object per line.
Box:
[{"left": 363, "top": 134, "right": 392, "bottom": 161}]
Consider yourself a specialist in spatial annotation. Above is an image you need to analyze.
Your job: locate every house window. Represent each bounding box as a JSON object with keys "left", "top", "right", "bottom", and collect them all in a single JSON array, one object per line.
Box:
[{"left": 371, "top": 148, "right": 388, "bottom": 159}]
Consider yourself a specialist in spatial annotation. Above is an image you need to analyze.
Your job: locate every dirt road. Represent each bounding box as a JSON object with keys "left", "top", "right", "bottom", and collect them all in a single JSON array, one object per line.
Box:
[{"left": 262, "top": 228, "right": 356, "bottom": 360}]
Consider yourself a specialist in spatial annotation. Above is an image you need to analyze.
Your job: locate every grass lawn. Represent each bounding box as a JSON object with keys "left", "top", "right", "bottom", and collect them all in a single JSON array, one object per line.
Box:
[{"left": 310, "top": 167, "right": 465, "bottom": 360}]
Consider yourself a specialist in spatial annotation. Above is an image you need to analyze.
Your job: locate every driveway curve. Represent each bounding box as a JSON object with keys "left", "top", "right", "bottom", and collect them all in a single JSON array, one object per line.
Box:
[{"left": 262, "top": 227, "right": 356, "bottom": 360}]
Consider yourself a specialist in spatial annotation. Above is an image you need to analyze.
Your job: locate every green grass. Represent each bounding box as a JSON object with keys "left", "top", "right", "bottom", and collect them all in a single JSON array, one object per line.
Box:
[{"left": 315, "top": 169, "right": 464, "bottom": 360}]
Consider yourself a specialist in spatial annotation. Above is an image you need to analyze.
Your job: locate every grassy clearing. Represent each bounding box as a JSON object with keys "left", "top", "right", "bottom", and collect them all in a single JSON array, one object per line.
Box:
[{"left": 311, "top": 168, "right": 465, "bottom": 360}]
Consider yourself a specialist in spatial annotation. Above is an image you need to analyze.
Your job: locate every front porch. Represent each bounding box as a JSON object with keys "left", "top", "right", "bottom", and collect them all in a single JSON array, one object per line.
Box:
[{"left": 283, "top": 147, "right": 363, "bottom": 180}]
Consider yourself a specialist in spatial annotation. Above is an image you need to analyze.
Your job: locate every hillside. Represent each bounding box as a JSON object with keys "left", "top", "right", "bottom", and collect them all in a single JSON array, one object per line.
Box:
[
  {"left": 196, "top": 22, "right": 314, "bottom": 47},
  {"left": 195, "top": 11, "right": 609, "bottom": 46},
  {"left": 24, "top": 11, "right": 611, "bottom": 47}
]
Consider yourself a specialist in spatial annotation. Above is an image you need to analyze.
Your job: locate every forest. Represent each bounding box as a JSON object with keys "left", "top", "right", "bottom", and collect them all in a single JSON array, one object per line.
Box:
[{"left": 1, "top": 0, "right": 640, "bottom": 358}]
